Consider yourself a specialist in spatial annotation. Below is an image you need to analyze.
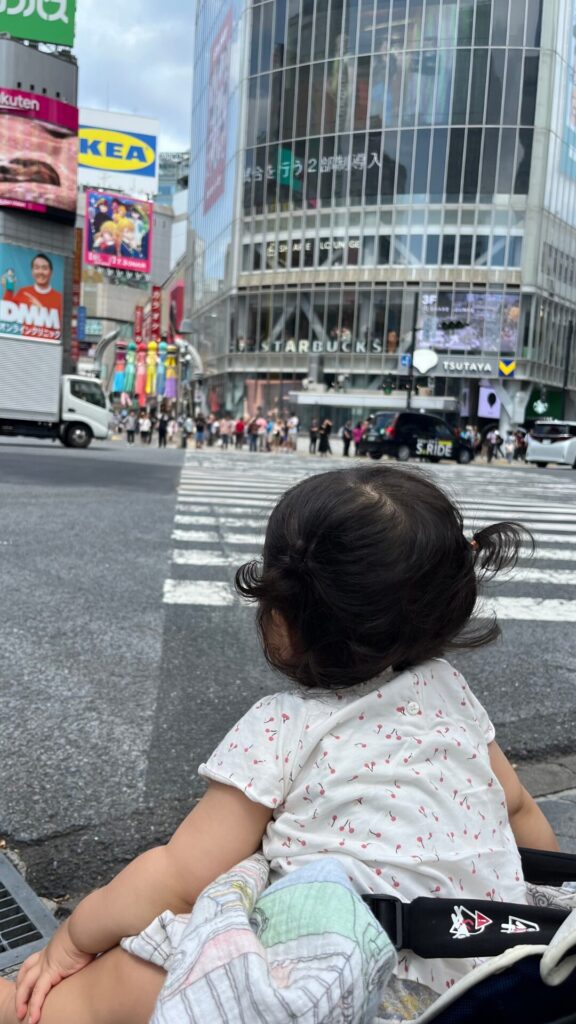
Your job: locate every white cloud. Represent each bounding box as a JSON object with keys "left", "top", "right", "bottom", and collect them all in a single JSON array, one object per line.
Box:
[{"left": 75, "top": 0, "right": 194, "bottom": 151}]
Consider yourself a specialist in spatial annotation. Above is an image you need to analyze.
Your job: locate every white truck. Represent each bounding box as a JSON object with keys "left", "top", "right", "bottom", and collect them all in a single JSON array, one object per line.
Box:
[{"left": 0, "top": 358, "right": 110, "bottom": 449}]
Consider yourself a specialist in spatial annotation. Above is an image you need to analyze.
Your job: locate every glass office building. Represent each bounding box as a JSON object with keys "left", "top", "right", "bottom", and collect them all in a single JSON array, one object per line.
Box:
[{"left": 188, "top": 0, "right": 576, "bottom": 425}]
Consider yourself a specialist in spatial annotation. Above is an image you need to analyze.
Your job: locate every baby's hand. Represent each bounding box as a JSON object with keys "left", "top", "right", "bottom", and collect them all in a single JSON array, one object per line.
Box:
[{"left": 15, "top": 921, "right": 94, "bottom": 1023}]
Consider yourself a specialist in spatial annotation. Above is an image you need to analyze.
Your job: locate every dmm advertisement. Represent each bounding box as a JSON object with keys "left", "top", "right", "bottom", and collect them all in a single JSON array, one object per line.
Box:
[
  {"left": 0, "top": 244, "right": 64, "bottom": 344},
  {"left": 84, "top": 191, "right": 153, "bottom": 276},
  {"left": 0, "top": 87, "right": 78, "bottom": 220},
  {"left": 0, "top": 0, "right": 76, "bottom": 47},
  {"left": 204, "top": 9, "right": 233, "bottom": 213}
]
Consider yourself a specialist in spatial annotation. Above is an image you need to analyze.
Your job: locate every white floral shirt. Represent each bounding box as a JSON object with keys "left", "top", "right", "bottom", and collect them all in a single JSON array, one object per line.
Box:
[{"left": 199, "top": 659, "right": 527, "bottom": 993}]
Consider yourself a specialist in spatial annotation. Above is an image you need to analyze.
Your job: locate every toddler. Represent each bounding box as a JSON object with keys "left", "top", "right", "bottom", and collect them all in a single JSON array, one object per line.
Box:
[{"left": 0, "top": 466, "right": 558, "bottom": 1024}]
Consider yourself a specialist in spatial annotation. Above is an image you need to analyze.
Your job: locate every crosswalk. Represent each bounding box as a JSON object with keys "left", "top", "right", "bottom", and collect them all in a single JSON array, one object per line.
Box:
[{"left": 163, "top": 457, "right": 576, "bottom": 624}]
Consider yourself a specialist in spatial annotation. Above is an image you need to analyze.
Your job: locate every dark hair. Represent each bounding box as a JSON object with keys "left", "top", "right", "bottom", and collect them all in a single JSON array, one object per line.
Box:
[
  {"left": 32, "top": 253, "right": 53, "bottom": 271},
  {"left": 235, "top": 465, "right": 531, "bottom": 690}
]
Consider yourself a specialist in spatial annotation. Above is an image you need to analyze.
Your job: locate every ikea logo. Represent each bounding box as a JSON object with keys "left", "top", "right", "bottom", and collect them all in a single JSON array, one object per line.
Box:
[{"left": 78, "top": 127, "right": 157, "bottom": 177}]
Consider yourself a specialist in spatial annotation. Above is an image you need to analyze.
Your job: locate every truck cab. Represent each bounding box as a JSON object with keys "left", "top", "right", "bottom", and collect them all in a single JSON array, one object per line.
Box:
[{"left": 60, "top": 375, "right": 111, "bottom": 448}]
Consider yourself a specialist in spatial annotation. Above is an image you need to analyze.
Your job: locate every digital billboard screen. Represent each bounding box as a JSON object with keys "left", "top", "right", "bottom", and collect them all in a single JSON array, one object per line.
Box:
[
  {"left": 0, "top": 243, "right": 64, "bottom": 344},
  {"left": 84, "top": 190, "right": 153, "bottom": 277},
  {"left": 0, "top": 88, "right": 78, "bottom": 222}
]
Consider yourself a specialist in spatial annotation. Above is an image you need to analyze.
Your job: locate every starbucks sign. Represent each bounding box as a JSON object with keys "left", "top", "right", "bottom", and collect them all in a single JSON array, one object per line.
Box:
[{"left": 0, "top": 0, "right": 76, "bottom": 47}]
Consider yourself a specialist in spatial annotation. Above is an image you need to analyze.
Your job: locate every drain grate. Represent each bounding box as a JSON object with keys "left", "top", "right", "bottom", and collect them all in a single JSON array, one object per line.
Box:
[{"left": 0, "top": 854, "right": 57, "bottom": 977}]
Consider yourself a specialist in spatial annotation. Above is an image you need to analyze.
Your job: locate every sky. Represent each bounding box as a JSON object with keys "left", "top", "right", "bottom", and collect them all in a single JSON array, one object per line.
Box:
[{"left": 74, "top": 0, "right": 194, "bottom": 152}]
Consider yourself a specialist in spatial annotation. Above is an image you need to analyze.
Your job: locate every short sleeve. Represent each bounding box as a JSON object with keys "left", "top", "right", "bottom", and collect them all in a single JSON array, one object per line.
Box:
[
  {"left": 461, "top": 681, "right": 496, "bottom": 744},
  {"left": 198, "top": 693, "right": 309, "bottom": 809}
]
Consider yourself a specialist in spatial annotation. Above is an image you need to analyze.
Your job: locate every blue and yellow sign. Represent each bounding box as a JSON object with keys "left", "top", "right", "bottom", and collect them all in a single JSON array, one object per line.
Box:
[
  {"left": 498, "top": 359, "right": 516, "bottom": 378},
  {"left": 78, "top": 126, "right": 157, "bottom": 178}
]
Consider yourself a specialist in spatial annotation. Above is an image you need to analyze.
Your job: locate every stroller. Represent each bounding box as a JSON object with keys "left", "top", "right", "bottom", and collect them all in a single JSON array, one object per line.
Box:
[{"left": 364, "top": 846, "right": 576, "bottom": 1023}]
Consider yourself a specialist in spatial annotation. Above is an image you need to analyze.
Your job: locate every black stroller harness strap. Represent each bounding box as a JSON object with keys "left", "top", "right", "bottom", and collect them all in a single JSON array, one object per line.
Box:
[{"left": 362, "top": 894, "right": 570, "bottom": 958}]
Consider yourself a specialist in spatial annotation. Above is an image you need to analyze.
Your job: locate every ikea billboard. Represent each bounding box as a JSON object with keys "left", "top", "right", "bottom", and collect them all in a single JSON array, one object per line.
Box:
[{"left": 78, "top": 109, "right": 159, "bottom": 195}]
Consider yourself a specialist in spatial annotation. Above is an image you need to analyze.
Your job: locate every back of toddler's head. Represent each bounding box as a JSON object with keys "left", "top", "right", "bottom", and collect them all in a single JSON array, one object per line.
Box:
[{"left": 236, "top": 466, "right": 527, "bottom": 690}]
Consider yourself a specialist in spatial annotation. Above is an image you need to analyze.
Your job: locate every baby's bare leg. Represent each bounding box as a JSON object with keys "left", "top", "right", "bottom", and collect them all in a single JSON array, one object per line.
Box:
[{"left": 0, "top": 947, "right": 164, "bottom": 1024}]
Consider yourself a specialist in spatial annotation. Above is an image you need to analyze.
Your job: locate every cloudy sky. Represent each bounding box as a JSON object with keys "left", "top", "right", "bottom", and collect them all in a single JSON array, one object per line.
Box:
[{"left": 74, "top": 0, "right": 194, "bottom": 151}]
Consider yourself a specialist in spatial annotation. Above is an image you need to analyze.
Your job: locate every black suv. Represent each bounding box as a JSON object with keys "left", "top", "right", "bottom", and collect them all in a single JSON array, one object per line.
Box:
[{"left": 363, "top": 412, "right": 474, "bottom": 464}]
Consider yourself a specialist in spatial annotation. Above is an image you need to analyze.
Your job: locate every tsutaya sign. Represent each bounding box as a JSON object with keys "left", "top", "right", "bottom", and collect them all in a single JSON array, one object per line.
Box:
[
  {"left": 0, "top": 0, "right": 76, "bottom": 47},
  {"left": 402, "top": 353, "right": 499, "bottom": 378}
]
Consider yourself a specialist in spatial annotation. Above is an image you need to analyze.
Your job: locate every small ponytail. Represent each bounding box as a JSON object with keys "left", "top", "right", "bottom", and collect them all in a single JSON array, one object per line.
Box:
[{"left": 471, "top": 521, "right": 534, "bottom": 578}]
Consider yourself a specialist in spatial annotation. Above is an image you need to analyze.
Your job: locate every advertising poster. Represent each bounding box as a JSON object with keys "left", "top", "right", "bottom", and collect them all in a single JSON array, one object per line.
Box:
[
  {"left": 168, "top": 280, "right": 184, "bottom": 341},
  {"left": 204, "top": 9, "right": 233, "bottom": 213},
  {"left": 417, "top": 292, "right": 520, "bottom": 354},
  {"left": 0, "top": 88, "right": 78, "bottom": 220},
  {"left": 0, "top": 0, "right": 76, "bottom": 47},
  {"left": 0, "top": 243, "right": 64, "bottom": 344},
  {"left": 78, "top": 109, "right": 159, "bottom": 194},
  {"left": 84, "top": 190, "right": 153, "bottom": 276}
]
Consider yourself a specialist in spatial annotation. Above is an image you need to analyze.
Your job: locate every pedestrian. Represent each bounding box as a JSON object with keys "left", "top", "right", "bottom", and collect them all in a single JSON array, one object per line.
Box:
[
  {"left": 219, "top": 415, "right": 232, "bottom": 449},
  {"left": 287, "top": 413, "right": 299, "bottom": 452},
  {"left": 486, "top": 427, "right": 498, "bottom": 463},
  {"left": 342, "top": 420, "right": 353, "bottom": 457},
  {"left": 195, "top": 414, "right": 207, "bottom": 449},
  {"left": 157, "top": 412, "right": 169, "bottom": 449},
  {"left": 125, "top": 411, "right": 137, "bottom": 445},
  {"left": 504, "top": 433, "right": 515, "bottom": 464},
  {"left": 140, "top": 412, "right": 151, "bottom": 445},
  {"left": 308, "top": 417, "right": 319, "bottom": 454},
  {"left": 183, "top": 414, "right": 194, "bottom": 448},
  {"left": 256, "top": 413, "right": 268, "bottom": 452},
  {"left": 234, "top": 416, "right": 245, "bottom": 449},
  {"left": 9, "top": 467, "right": 557, "bottom": 1020},
  {"left": 167, "top": 417, "right": 178, "bottom": 446},
  {"left": 352, "top": 421, "right": 364, "bottom": 456},
  {"left": 210, "top": 418, "right": 220, "bottom": 447},
  {"left": 247, "top": 416, "right": 259, "bottom": 453},
  {"left": 318, "top": 417, "right": 332, "bottom": 456}
]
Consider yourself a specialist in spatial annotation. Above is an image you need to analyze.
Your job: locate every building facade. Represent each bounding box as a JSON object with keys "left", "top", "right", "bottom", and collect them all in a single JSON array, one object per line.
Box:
[{"left": 188, "top": 0, "right": 576, "bottom": 426}]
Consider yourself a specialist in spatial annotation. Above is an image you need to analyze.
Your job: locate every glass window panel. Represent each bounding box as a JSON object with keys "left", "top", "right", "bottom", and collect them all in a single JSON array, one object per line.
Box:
[
  {"left": 243, "top": 150, "right": 254, "bottom": 213},
  {"left": 286, "top": 0, "right": 300, "bottom": 64},
  {"left": 282, "top": 68, "right": 296, "bottom": 139},
  {"left": 469, "top": 49, "right": 488, "bottom": 124},
  {"left": 503, "top": 50, "right": 522, "bottom": 124},
  {"left": 266, "top": 143, "right": 279, "bottom": 210},
  {"left": 250, "top": 6, "right": 261, "bottom": 76},
  {"left": 391, "top": 0, "right": 407, "bottom": 49},
  {"left": 479, "top": 127, "right": 497, "bottom": 198},
  {"left": 491, "top": 0, "right": 509, "bottom": 45},
  {"left": 295, "top": 66, "right": 310, "bottom": 137},
  {"left": 437, "top": 0, "right": 458, "bottom": 46},
  {"left": 413, "top": 129, "right": 431, "bottom": 197},
  {"left": 426, "top": 235, "right": 439, "bottom": 263},
  {"left": 508, "top": 237, "right": 523, "bottom": 266},
  {"left": 313, "top": 0, "right": 330, "bottom": 59},
  {"left": 328, "top": 0, "right": 346, "bottom": 58},
  {"left": 381, "top": 50, "right": 403, "bottom": 127},
  {"left": 376, "top": 235, "right": 390, "bottom": 262},
  {"left": 429, "top": 128, "right": 447, "bottom": 198},
  {"left": 356, "top": 55, "right": 371, "bottom": 130},
  {"left": 319, "top": 136, "right": 336, "bottom": 204},
  {"left": 525, "top": 0, "right": 542, "bottom": 47},
  {"left": 260, "top": 2, "right": 274, "bottom": 72},
  {"left": 253, "top": 145, "right": 266, "bottom": 212},
  {"left": 418, "top": 49, "right": 438, "bottom": 125},
  {"left": 407, "top": 0, "right": 424, "bottom": 47},
  {"left": 247, "top": 77, "right": 258, "bottom": 147},
  {"left": 458, "top": 235, "right": 473, "bottom": 265},
  {"left": 491, "top": 236, "right": 506, "bottom": 267},
  {"left": 497, "top": 127, "right": 516, "bottom": 193},
  {"left": 463, "top": 127, "right": 482, "bottom": 199},
  {"left": 256, "top": 74, "right": 270, "bottom": 145},
  {"left": 330, "top": 46, "right": 356, "bottom": 134},
  {"left": 457, "top": 1, "right": 474, "bottom": 45},
  {"left": 359, "top": 0, "right": 375, "bottom": 52},
  {"left": 309, "top": 64, "right": 325, "bottom": 135},
  {"left": 446, "top": 127, "right": 465, "bottom": 199},
  {"left": 273, "top": 0, "right": 287, "bottom": 65},
  {"left": 474, "top": 0, "right": 491, "bottom": 45},
  {"left": 486, "top": 50, "right": 505, "bottom": 123},
  {"left": 514, "top": 128, "right": 533, "bottom": 193},
  {"left": 381, "top": 130, "right": 398, "bottom": 201},
  {"left": 397, "top": 130, "right": 415, "bottom": 198},
  {"left": 508, "top": 0, "right": 527, "bottom": 45},
  {"left": 346, "top": 0, "right": 360, "bottom": 52},
  {"left": 401, "top": 51, "right": 422, "bottom": 127},
  {"left": 521, "top": 54, "right": 539, "bottom": 125},
  {"left": 441, "top": 235, "right": 456, "bottom": 263},
  {"left": 299, "top": 0, "right": 313, "bottom": 63},
  {"left": 365, "top": 131, "right": 383, "bottom": 201},
  {"left": 452, "top": 50, "right": 471, "bottom": 124},
  {"left": 475, "top": 235, "right": 489, "bottom": 264},
  {"left": 374, "top": 0, "right": 391, "bottom": 51},
  {"left": 305, "top": 137, "right": 321, "bottom": 205},
  {"left": 349, "top": 132, "right": 367, "bottom": 201},
  {"left": 269, "top": 70, "right": 283, "bottom": 142}
]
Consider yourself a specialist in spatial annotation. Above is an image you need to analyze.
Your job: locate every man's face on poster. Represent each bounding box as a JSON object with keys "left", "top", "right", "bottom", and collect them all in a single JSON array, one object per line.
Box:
[{"left": 31, "top": 257, "right": 52, "bottom": 289}]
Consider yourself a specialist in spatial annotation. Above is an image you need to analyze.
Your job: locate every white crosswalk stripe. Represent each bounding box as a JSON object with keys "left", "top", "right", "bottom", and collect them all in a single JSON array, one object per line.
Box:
[{"left": 163, "top": 458, "right": 576, "bottom": 619}]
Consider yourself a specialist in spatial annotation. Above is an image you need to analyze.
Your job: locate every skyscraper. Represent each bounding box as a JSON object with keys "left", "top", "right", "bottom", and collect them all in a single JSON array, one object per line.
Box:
[{"left": 188, "top": 0, "right": 575, "bottom": 428}]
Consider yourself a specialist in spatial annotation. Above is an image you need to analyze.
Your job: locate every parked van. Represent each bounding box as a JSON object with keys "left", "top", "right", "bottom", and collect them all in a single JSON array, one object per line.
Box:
[
  {"left": 525, "top": 420, "right": 576, "bottom": 469},
  {"left": 363, "top": 411, "right": 474, "bottom": 464}
]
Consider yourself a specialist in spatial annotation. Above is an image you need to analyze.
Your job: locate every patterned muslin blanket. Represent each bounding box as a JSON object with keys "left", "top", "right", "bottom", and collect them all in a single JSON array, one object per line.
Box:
[{"left": 121, "top": 853, "right": 397, "bottom": 1023}]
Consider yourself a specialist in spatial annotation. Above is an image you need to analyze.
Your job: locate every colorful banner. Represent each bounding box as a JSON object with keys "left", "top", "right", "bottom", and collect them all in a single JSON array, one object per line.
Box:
[
  {"left": 134, "top": 305, "right": 144, "bottom": 346},
  {"left": 204, "top": 9, "right": 233, "bottom": 213},
  {"left": 0, "top": 88, "right": 78, "bottom": 221},
  {"left": 0, "top": 0, "right": 76, "bottom": 47},
  {"left": 151, "top": 286, "right": 162, "bottom": 340},
  {"left": 0, "top": 243, "right": 64, "bottom": 344},
  {"left": 84, "top": 190, "right": 153, "bottom": 276}
]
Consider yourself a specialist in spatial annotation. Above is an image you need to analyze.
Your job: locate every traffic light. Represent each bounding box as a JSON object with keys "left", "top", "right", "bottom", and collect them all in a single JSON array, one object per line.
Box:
[
  {"left": 381, "top": 374, "right": 394, "bottom": 395},
  {"left": 439, "top": 320, "right": 469, "bottom": 331}
]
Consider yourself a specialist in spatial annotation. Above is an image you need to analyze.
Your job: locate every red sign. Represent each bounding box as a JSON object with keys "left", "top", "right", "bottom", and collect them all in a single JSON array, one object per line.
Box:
[
  {"left": 134, "top": 305, "right": 144, "bottom": 345},
  {"left": 203, "top": 9, "right": 233, "bottom": 214},
  {"left": 151, "top": 286, "right": 162, "bottom": 340}
]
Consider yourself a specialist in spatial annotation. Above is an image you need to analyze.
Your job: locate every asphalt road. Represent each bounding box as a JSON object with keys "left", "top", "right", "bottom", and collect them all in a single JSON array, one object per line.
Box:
[{"left": 1, "top": 437, "right": 575, "bottom": 901}]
